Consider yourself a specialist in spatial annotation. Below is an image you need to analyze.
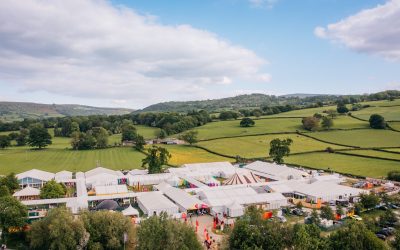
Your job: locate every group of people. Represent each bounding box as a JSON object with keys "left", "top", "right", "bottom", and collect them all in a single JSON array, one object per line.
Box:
[{"left": 203, "top": 228, "right": 217, "bottom": 250}]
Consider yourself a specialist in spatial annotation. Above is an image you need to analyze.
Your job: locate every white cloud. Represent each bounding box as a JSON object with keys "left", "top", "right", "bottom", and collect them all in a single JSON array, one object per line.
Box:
[
  {"left": 315, "top": 0, "right": 400, "bottom": 60},
  {"left": 0, "top": 0, "right": 269, "bottom": 107}
]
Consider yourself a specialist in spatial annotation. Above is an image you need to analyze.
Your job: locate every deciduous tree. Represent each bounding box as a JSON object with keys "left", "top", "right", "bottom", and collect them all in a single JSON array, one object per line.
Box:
[
  {"left": 142, "top": 146, "right": 171, "bottom": 174},
  {"left": 179, "top": 130, "right": 198, "bottom": 145},
  {"left": 240, "top": 117, "right": 255, "bottom": 127},
  {"left": 269, "top": 138, "right": 293, "bottom": 164},
  {"left": 40, "top": 180, "right": 66, "bottom": 199},
  {"left": 369, "top": 114, "right": 386, "bottom": 129},
  {"left": 28, "top": 125, "right": 52, "bottom": 149}
]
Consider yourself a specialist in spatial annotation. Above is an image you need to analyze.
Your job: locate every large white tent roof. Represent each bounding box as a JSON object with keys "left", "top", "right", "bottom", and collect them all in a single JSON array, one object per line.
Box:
[
  {"left": 137, "top": 192, "right": 178, "bottom": 212},
  {"left": 16, "top": 169, "right": 55, "bottom": 181},
  {"left": 85, "top": 167, "right": 123, "bottom": 178},
  {"left": 94, "top": 185, "right": 128, "bottom": 195},
  {"left": 122, "top": 205, "right": 139, "bottom": 216},
  {"left": 244, "top": 161, "right": 308, "bottom": 181},
  {"left": 156, "top": 182, "right": 205, "bottom": 210},
  {"left": 13, "top": 186, "right": 40, "bottom": 197},
  {"left": 55, "top": 170, "right": 73, "bottom": 181},
  {"left": 128, "top": 173, "right": 173, "bottom": 185}
]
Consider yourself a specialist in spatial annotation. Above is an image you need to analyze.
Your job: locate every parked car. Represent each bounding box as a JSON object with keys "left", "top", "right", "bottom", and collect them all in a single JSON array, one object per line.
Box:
[
  {"left": 378, "top": 205, "right": 389, "bottom": 210},
  {"left": 383, "top": 227, "right": 396, "bottom": 235},
  {"left": 375, "top": 234, "right": 387, "bottom": 240},
  {"left": 278, "top": 216, "right": 287, "bottom": 223},
  {"left": 292, "top": 208, "right": 304, "bottom": 216},
  {"left": 377, "top": 230, "right": 391, "bottom": 237},
  {"left": 350, "top": 215, "right": 363, "bottom": 221},
  {"left": 389, "top": 204, "right": 399, "bottom": 209}
]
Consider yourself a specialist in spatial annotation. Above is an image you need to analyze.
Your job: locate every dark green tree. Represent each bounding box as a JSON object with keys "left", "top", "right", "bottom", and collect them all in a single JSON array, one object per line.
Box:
[
  {"left": 0, "top": 186, "right": 10, "bottom": 197},
  {"left": 157, "top": 129, "right": 167, "bottom": 139},
  {"left": 240, "top": 117, "right": 255, "bottom": 127},
  {"left": 0, "top": 135, "right": 11, "bottom": 149},
  {"left": 0, "top": 173, "right": 19, "bottom": 193},
  {"left": 16, "top": 128, "right": 29, "bottom": 146},
  {"left": 360, "top": 193, "right": 380, "bottom": 209},
  {"left": 81, "top": 210, "right": 134, "bottom": 250},
  {"left": 40, "top": 180, "right": 66, "bottom": 199},
  {"left": 179, "top": 130, "right": 198, "bottom": 145},
  {"left": 137, "top": 212, "right": 201, "bottom": 250},
  {"left": 0, "top": 196, "right": 27, "bottom": 243},
  {"left": 308, "top": 209, "right": 321, "bottom": 225},
  {"left": 321, "top": 116, "right": 334, "bottom": 130},
  {"left": 142, "top": 146, "right": 171, "bottom": 174},
  {"left": 336, "top": 103, "right": 349, "bottom": 114},
  {"left": 328, "top": 222, "right": 386, "bottom": 250},
  {"left": 292, "top": 224, "right": 326, "bottom": 250},
  {"left": 29, "top": 207, "right": 87, "bottom": 250},
  {"left": 28, "top": 126, "right": 52, "bottom": 149},
  {"left": 121, "top": 124, "right": 137, "bottom": 141},
  {"left": 320, "top": 206, "right": 335, "bottom": 220},
  {"left": 269, "top": 138, "right": 293, "bottom": 164},
  {"left": 134, "top": 134, "right": 146, "bottom": 151},
  {"left": 369, "top": 114, "right": 386, "bottom": 129},
  {"left": 229, "top": 206, "right": 291, "bottom": 250}
]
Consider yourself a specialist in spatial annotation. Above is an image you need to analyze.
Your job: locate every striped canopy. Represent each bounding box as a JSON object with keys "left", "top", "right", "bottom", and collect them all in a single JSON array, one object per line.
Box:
[{"left": 223, "top": 170, "right": 262, "bottom": 185}]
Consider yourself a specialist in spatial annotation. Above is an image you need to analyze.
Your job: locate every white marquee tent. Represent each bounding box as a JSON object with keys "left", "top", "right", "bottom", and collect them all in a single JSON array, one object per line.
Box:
[{"left": 137, "top": 192, "right": 179, "bottom": 216}]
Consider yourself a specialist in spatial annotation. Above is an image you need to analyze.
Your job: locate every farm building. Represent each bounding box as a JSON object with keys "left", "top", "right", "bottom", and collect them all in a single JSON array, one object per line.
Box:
[
  {"left": 137, "top": 192, "right": 179, "bottom": 216},
  {"left": 16, "top": 169, "right": 55, "bottom": 188},
  {"left": 244, "top": 161, "right": 308, "bottom": 181}
]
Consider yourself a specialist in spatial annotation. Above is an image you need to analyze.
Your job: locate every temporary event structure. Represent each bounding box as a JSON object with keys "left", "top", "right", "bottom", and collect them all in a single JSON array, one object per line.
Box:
[
  {"left": 13, "top": 186, "right": 41, "bottom": 200},
  {"left": 244, "top": 161, "right": 308, "bottom": 181},
  {"left": 223, "top": 169, "right": 262, "bottom": 185},
  {"left": 155, "top": 182, "right": 207, "bottom": 212},
  {"left": 122, "top": 205, "right": 140, "bottom": 216},
  {"left": 16, "top": 169, "right": 55, "bottom": 188},
  {"left": 137, "top": 192, "right": 179, "bottom": 216},
  {"left": 94, "top": 185, "right": 128, "bottom": 196}
]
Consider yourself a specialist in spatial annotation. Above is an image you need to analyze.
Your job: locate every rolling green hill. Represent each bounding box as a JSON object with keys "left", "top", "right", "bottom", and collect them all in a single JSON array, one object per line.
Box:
[{"left": 0, "top": 101, "right": 133, "bottom": 121}]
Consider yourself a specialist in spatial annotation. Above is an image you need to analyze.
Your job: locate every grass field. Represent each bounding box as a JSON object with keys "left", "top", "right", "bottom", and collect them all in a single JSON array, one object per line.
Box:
[
  {"left": 389, "top": 122, "right": 400, "bottom": 131},
  {"left": 382, "top": 148, "right": 400, "bottom": 153},
  {"left": 307, "top": 129, "right": 400, "bottom": 148},
  {"left": 362, "top": 99, "right": 400, "bottom": 107},
  {"left": 191, "top": 118, "right": 304, "bottom": 140},
  {"left": 160, "top": 145, "right": 232, "bottom": 165},
  {"left": 197, "top": 134, "right": 349, "bottom": 158},
  {"left": 285, "top": 152, "right": 400, "bottom": 178},
  {"left": 269, "top": 105, "right": 337, "bottom": 118},
  {"left": 0, "top": 147, "right": 146, "bottom": 174},
  {"left": 351, "top": 106, "right": 400, "bottom": 121},
  {"left": 340, "top": 149, "right": 400, "bottom": 161}
]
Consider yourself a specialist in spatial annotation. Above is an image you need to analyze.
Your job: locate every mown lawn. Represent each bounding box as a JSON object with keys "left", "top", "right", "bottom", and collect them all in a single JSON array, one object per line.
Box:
[
  {"left": 0, "top": 147, "right": 146, "bottom": 174},
  {"left": 307, "top": 129, "right": 400, "bottom": 148},
  {"left": 340, "top": 149, "right": 400, "bottom": 161},
  {"left": 351, "top": 105, "right": 400, "bottom": 121},
  {"left": 285, "top": 152, "right": 400, "bottom": 178},
  {"left": 197, "top": 134, "right": 349, "bottom": 158}
]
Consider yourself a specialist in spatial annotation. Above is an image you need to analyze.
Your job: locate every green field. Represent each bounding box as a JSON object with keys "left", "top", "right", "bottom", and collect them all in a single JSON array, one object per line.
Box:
[
  {"left": 269, "top": 105, "right": 337, "bottom": 117},
  {"left": 351, "top": 106, "right": 400, "bottom": 121},
  {"left": 286, "top": 152, "right": 400, "bottom": 178},
  {"left": 160, "top": 145, "right": 232, "bottom": 165},
  {"left": 389, "top": 122, "right": 400, "bottom": 131},
  {"left": 0, "top": 147, "right": 146, "bottom": 174},
  {"left": 198, "top": 134, "right": 348, "bottom": 158},
  {"left": 362, "top": 99, "right": 400, "bottom": 107},
  {"left": 340, "top": 149, "right": 400, "bottom": 161},
  {"left": 1, "top": 98, "right": 400, "bottom": 177},
  {"left": 307, "top": 129, "right": 400, "bottom": 148},
  {"left": 191, "top": 118, "right": 303, "bottom": 140}
]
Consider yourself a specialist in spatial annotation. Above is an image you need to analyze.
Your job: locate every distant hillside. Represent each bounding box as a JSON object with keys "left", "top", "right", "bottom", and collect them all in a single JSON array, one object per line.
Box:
[
  {"left": 0, "top": 102, "right": 133, "bottom": 121},
  {"left": 137, "top": 90, "right": 400, "bottom": 113},
  {"left": 137, "top": 93, "right": 337, "bottom": 113}
]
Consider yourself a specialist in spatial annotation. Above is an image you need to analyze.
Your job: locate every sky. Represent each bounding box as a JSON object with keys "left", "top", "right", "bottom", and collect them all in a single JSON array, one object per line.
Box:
[{"left": 0, "top": 0, "right": 399, "bottom": 109}]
